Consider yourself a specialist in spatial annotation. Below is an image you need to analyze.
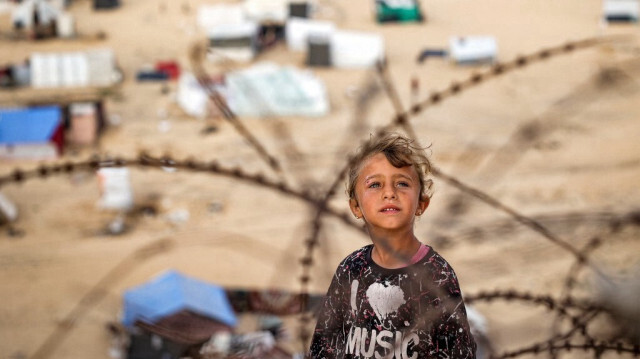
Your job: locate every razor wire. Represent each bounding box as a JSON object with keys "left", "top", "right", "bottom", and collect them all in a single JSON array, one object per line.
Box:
[{"left": 0, "top": 33, "right": 637, "bottom": 359}]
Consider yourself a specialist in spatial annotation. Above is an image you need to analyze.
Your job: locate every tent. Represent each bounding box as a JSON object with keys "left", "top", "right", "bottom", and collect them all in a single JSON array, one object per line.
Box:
[
  {"left": 0, "top": 106, "right": 63, "bottom": 159},
  {"left": 0, "top": 192, "right": 18, "bottom": 224},
  {"left": 329, "top": 30, "right": 385, "bottom": 68},
  {"left": 225, "top": 62, "right": 329, "bottom": 117},
  {"left": 12, "top": 0, "right": 61, "bottom": 30},
  {"left": 126, "top": 331, "right": 188, "bottom": 359},
  {"left": 603, "top": 0, "right": 639, "bottom": 22},
  {"left": 375, "top": 0, "right": 424, "bottom": 23},
  {"left": 207, "top": 22, "right": 259, "bottom": 63},
  {"left": 67, "top": 101, "right": 105, "bottom": 146},
  {"left": 30, "top": 48, "right": 119, "bottom": 88},
  {"left": 94, "top": 0, "right": 120, "bottom": 10},
  {"left": 122, "top": 270, "right": 238, "bottom": 344},
  {"left": 285, "top": 18, "right": 335, "bottom": 52},
  {"left": 449, "top": 36, "right": 497, "bottom": 64},
  {"left": 176, "top": 72, "right": 211, "bottom": 119},
  {"left": 244, "top": 0, "right": 289, "bottom": 24}
]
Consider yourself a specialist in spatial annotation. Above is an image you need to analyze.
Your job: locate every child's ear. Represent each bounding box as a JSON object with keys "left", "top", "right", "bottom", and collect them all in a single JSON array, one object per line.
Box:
[
  {"left": 416, "top": 196, "right": 430, "bottom": 216},
  {"left": 349, "top": 198, "right": 363, "bottom": 219}
]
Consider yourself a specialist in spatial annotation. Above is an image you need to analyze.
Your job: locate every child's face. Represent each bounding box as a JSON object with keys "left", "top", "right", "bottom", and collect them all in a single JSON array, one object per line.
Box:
[{"left": 349, "top": 153, "right": 428, "bottom": 234}]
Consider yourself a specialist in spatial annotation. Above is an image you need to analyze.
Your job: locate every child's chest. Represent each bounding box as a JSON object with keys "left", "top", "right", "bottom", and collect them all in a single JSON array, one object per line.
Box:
[{"left": 343, "top": 270, "right": 439, "bottom": 329}]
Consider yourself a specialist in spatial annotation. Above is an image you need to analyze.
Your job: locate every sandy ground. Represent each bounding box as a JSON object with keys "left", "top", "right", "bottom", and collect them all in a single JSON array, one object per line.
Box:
[{"left": 0, "top": 0, "right": 640, "bottom": 358}]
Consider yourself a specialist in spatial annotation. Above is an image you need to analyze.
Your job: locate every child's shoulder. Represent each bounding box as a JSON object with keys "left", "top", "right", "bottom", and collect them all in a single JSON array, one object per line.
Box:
[
  {"left": 336, "top": 244, "right": 373, "bottom": 273},
  {"left": 419, "top": 246, "right": 455, "bottom": 270},
  {"left": 415, "top": 246, "right": 461, "bottom": 285},
  {"left": 336, "top": 244, "right": 372, "bottom": 268}
]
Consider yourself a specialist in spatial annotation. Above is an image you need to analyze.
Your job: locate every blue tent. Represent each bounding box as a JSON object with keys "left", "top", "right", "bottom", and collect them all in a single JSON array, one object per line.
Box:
[
  {"left": 122, "top": 270, "right": 238, "bottom": 329},
  {"left": 0, "top": 106, "right": 62, "bottom": 145}
]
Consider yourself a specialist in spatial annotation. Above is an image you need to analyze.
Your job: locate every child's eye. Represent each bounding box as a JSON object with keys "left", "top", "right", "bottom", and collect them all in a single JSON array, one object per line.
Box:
[
  {"left": 397, "top": 181, "right": 409, "bottom": 188},
  {"left": 368, "top": 182, "right": 381, "bottom": 188}
]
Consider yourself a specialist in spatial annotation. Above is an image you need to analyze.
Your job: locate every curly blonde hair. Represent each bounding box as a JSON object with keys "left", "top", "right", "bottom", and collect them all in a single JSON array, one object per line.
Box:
[{"left": 347, "top": 133, "right": 433, "bottom": 202}]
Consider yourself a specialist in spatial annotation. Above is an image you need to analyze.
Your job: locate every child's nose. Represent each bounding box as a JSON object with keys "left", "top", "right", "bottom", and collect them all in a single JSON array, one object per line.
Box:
[{"left": 383, "top": 187, "right": 397, "bottom": 199}]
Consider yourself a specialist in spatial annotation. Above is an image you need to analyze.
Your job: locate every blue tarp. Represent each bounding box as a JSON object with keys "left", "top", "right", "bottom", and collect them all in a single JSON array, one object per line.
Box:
[
  {"left": 122, "top": 270, "right": 238, "bottom": 328},
  {"left": 0, "top": 106, "right": 61, "bottom": 144}
]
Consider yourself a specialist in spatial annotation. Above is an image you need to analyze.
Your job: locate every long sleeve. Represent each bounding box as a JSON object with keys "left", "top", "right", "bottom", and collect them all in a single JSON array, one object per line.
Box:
[
  {"left": 309, "top": 271, "right": 348, "bottom": 359},
  {"left": 426, "top": 265, "right": 477, "bottom": 359}
]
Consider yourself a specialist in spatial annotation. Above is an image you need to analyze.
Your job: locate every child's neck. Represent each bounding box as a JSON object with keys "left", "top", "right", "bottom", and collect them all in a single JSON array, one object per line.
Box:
[{"left": 370, "top": 232, "right": 422, "bottom": 269}]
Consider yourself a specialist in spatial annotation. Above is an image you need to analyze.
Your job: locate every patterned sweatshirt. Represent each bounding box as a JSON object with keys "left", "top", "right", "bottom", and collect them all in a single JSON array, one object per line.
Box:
[{"left": 309, "top": 244, "right": 476, "bottom": 359}]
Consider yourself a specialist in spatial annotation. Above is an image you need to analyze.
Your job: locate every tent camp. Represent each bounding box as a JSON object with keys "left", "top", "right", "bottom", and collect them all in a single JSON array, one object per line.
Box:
[
  {"left": 122, "top": 270, "right": 238, "bottom": 345},
  {"left": 0, "top": 105, "right": 63, "bottom": 159}
]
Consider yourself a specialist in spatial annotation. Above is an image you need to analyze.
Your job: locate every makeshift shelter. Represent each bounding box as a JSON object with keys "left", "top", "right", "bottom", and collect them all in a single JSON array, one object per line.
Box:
[
  {"left": 11, "top": 0, "right": 61, "bottom": 30},
  {"left": 94, "top": 0, "right": 120, "bottom": 10},
  {"left": 289, "top": 1, "right": 310, "bottom": 18},
  {"left": 307, "top": 34, "right": 331, "bottom": 67},
  {"left": 176, "top": 72, "right": 211, "bottom": 119},
  {"left": 97, "top": 167, "right": 133, "bottom": 211},
  {"left": 126, "top": 331, "right": 188, "bottom": 359},
  {"left": 285, "top": 18, "right": 335, "bottom": 52},
  {"left": 197, "top": 4, "right": 246, "bottom": 30},
  {"left": 3, "top": 62, "right": 31, "bottom": 88},
  {"left": 0, "top": 192, "right": 18, "bottom": 224},
  {"left": 225, "top": 288, "right": 324, "bottom": 315},
  {"left": 0, "top": 66, "right": 13, "bottom": 88},
  {"left": 603, "top": 0, "right": 639, "bottom": 22},
  {"left": 329, "top": 30, "right": 385, "bottom": 68},
  {"left": 122, "top": 270, "right": 238, "bottom": 345},
  {"left": 10, "top": 0, "right": 74, "bottom": 39},
  {"left": 0, "top": 106, "right": 63, "bottom": 159},
  {"left": 30, "top": 48, "right": 119, "bottom": 88},
  {"left": 244, "top": 0, "right": 289, "bottom": 24},
  {"left": 375, "top": 0, "right": 423, "bottom": 23},
  {"left": 449, "top": 36, "right": 497, "bottom": 64},
  {"left": 225, "top": 62, "right": 329, "bottom": 117},
  {"left": 55, "top": 12, "right": 75, "bottom": 38},
  {"left": 207, "top": 22, "right": 259, "bottom": 63},
  {"left": 66, "top": 101, "right": 105, "bottom": 146}
]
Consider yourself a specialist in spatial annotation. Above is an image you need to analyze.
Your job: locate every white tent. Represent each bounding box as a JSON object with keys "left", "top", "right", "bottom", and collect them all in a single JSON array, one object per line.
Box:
[
  {"left": 97, "top": 168, "right": 133, "bottom": 211},
  {"left": 449, "top": 36, "right": 497, "bottom": 64},
  {"left": 603, "top": 0, "right": 639, "bottom": 21},
  {"left": 177, "top": 72, "right": 211, "bottom": 119},
  {"left": 197, "top": 4, "right": 246, "bottom": 30},
  {"left": 286, "top": 18, "right": 335, "bottom": 52},
  {"left": 330, "top": 30, "right": 385, "bottom": 68},
  {"left": 207, "top": 22, "right": 259, "bottom": 63},
  {"left": 30, "top": 48, "right": 118, "bottom": 88},
  {"left": 11, "top": 0, "right": 63, "bottom": 29},
  {"left": 225, "top": 62, "right": 329, "bottom": 117},
  {"left": 0, "top": 192, "right": 18, "bottom": 224},
  {"left": 243, "top": 0, "right": 289, "bottom": 23}
]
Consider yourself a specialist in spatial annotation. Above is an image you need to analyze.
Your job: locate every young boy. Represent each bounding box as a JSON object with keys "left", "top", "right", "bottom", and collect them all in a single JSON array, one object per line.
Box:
[{"left": 309, "top": 134, "right": 476, "bottom": 359}]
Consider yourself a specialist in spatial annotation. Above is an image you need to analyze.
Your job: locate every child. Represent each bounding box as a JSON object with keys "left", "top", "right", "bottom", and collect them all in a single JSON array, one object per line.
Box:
[{"left": 309, "top": 133, "right": 476, "bottom": 359}]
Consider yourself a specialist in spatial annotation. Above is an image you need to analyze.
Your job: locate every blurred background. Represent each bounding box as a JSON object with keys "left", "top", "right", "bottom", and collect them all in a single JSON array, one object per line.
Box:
[{"left": 0, "top": 0, "right": 639, "bottom": 358}]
